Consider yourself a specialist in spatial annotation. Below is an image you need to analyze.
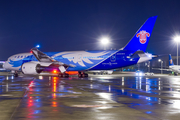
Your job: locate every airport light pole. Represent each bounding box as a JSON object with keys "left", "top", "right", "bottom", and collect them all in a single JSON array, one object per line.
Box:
[
  {"left": 174, "top": 36, "right": 180, "bottom": 65},
  {"left": 148, "top": 61, "right": 150, "bottom": 73},
  {"left": 158, "top": 59, "right": 163, "bottom": 74}
]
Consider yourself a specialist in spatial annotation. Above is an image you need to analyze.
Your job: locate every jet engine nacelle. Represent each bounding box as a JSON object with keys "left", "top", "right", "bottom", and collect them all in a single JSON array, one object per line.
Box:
[{"left": 21, "top": 62, "right": 45, "bottom": 75}]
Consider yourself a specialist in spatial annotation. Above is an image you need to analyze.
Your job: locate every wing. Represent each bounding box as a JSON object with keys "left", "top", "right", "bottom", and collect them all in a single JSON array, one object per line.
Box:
[
  {"left": 31, "top": 48, "right": 75, "bottom": 73},
  {"left": 31, "top": 48, "right": 55, "bottom": 62}
]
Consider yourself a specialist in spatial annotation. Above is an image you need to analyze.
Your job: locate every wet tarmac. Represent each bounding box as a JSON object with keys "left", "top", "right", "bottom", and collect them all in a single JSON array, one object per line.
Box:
[{"left": 0, "top": 74, "right": 180, "bottom": 120}]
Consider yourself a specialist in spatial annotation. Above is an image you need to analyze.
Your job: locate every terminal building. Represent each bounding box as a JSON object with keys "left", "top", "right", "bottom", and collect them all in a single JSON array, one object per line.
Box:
[{"left": 116, "top": 55, "right": 178, "bottom": 74}]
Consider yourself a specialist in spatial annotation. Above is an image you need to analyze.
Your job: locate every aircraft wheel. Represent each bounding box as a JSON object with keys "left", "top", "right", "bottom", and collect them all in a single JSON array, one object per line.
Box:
[
  {"left": 80, "top": 73, "right": 88, "bottom": 78},
  {"left": 83, "top": 73, "right": 88, "bottom": 77},
  {"left": 59, "top": 73, "right": 69, "bottom": 78},
  {"left": 13, "top": 73, "right": 18, "bottom": 77},
  {"left": 78, "top": 72, "right": 88, "bottom": 78},
  {"left": 64, "top": 73, "right": 69, "bottom": 78},
  {"left": 174, "top": 72, "right": 178, "bottom": 76},
  {"left": 78, "top": 73, "right": 82, "bottom": 78},
  {"left": 58, "top": 73, "right": 61, "bottom": 77}
]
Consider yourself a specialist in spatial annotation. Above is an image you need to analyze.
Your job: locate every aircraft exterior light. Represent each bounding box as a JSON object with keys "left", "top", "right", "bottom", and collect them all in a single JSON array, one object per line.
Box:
[
  {"left": 53, "top": 70, "right": 57, "bottom": 74},
  {"left": 36, "top": 45, "right": 40, "bottom": 48}
]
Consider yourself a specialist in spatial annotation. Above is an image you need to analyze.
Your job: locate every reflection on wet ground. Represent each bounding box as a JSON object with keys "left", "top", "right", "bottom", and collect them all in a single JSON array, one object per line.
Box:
[{"left": 0, "top": 75, "right": 180, "bottom": 119}]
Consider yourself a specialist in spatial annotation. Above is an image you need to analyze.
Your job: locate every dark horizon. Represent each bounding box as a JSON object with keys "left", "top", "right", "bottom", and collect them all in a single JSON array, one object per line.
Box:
[{"left": 0, "top": 0, "right": 180, "bottom": 60}]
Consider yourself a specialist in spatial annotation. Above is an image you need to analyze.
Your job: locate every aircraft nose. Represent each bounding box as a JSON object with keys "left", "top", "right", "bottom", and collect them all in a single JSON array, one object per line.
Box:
[{"left": 3, "top": 61, "right": 8, "bottom": 69}]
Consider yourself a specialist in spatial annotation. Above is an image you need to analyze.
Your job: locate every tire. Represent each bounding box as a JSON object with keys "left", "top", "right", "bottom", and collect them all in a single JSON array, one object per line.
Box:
[
  {"left": 85, "top": 74, "right": 88, "bottom": 77},
  {"left": 82, "top": 73, "right": 88, "bottom": 78},
  {"left": 174, "top": 73, "right": 178, "bottom": 76},
  {"left": 58, "top": 73, "right": 63, "bottom": 78},
  {"left": 64, "top": 74, "right": 69, "bottom": 78},
  {"left": 78, "top": 74, "right": 82, "bottom": 78},
  {"left": 58, "top": 73, "right": 69, "bottom": 78},
  {"left": 14, "top": 73, "right": 18, "bottom": 77}
]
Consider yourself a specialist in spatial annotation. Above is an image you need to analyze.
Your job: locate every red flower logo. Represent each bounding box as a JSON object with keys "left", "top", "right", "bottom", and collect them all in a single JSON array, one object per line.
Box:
[{"left": 136, "top": 30, "right": 150, "bottom": 44}]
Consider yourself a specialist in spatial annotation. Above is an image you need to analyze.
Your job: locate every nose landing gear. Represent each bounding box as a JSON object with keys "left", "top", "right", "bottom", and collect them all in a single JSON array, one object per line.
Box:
[{"left": 13, "top": 71, "right": 18, "bottom": 77}]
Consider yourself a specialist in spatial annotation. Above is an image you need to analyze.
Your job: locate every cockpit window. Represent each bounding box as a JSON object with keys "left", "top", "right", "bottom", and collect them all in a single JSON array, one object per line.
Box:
[{"left": 14, "top": 56, "right": 16, "bottom": 58}]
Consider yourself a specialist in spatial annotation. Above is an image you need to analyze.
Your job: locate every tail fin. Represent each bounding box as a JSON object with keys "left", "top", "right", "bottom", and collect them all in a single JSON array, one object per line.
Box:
[
  {"left": 169, "top": 54, "right": 174, "bottom": 66},
  {"left": 123, "top": 16, "right": 157, "bottom": 52}
]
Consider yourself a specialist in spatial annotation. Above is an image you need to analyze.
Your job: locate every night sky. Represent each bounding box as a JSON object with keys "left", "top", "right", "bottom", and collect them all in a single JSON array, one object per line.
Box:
[{"left": 0, "top": 0, "right": 180, "bottom": 60}]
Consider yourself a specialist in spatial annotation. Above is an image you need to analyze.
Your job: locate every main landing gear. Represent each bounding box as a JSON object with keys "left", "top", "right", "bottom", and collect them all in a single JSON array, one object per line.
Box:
[
  {"left": 13, "top": 71, "right": 18, "bottom": 77},
  {"left": 58, "top": 72, "right": 88, "bottom": 78},
  {"left": 58, "top": 73, "right": 69, "bottom": 78},
  {"left": 78, "top": 72, "right": 88, "bottom": 78}
]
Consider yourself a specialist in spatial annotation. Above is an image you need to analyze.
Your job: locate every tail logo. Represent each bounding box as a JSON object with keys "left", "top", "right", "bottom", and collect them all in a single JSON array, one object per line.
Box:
[
  {"left": 170, "top": 59, "right": 172, "bottom": 64},
  {"left": 136, "top": 30, "right": 150, "bottom": 44}
]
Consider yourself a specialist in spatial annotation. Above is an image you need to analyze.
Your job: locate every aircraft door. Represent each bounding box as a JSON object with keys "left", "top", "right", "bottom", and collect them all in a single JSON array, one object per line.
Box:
[{"left": 78, "top": 54, "right": 82, "bottom": 62}]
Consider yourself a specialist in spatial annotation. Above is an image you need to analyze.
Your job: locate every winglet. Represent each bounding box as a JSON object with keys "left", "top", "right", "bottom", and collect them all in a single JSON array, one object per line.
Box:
[{"left": 123, "top": 16, "right": 157, "bottom": 52}]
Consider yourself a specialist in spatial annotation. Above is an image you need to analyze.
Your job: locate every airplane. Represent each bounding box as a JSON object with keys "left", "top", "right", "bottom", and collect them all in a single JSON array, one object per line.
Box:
[
  {"left": 3, "top": 16, "right": 157, "bottom": 78},
  {"left": 169, "top": 54, "right": 180, "bottom": 75},
  {"left": 155, "top": 54, "right": 180, "bottom": 75}
]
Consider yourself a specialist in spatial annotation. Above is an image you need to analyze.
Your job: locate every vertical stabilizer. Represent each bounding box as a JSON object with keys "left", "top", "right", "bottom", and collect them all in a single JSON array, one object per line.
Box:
[
  {"left": 123, "top": 16, "right": 157, "bottom": 52},
  {"left": 169, "top": 54, "right": 174, "bottom": 66}
]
